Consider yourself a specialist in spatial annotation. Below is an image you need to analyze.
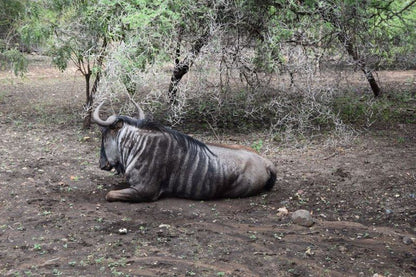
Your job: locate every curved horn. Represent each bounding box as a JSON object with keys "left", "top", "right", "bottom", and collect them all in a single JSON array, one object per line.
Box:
[
  {"left": 92, "top": 102, "right": 118, "bottom": 126},
  {"left": 131, "top": 98, "right": 145, "bottom": 120}
]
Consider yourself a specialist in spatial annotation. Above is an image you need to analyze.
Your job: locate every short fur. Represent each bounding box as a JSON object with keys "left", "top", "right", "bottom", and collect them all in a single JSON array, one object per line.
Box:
[{"left": 99, "top": 117, "right": 277, "bottom": 202}]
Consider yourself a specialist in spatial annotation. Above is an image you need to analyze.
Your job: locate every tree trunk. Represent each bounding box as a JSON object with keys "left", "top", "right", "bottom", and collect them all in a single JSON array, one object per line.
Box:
[
  {"left": 318, "top": 8, "right": 382, "bottom": 97},
  {"left": 168, "top": 31, "right": 209, "bottom": 103},
  {"left": 362, "top": 68, "right": 381, "bottom": 97},
  {"left": 82, "top": 38, "right": 107, "bottom": 129},
  {"left": 168, "top": 62, "right": 189, "bottom": 104},
  {"left": 342, "top": 37, "right": 381, "bottom": 97},
  {"left": 345, "top": 43, "right": 381, "bottom": 97},
  {"left": 83, "top": 71, "right": 92, "bottom": 129},
  {"left": 82, "top": 71, "right": 101, "bottom": 129}
]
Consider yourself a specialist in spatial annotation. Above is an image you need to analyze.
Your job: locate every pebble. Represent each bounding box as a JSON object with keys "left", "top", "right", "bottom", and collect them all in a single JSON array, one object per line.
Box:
[
  {"left": 118, "top": 228, "right": 128, "bottom": 234},
  {"left": 276, "top": 207, "right": 289, "bottom": 217},
  {"left": 402, "top": 236, "right": 413, "bottom": 245},
  {"left": 338, "top": 245, "right": 347, "bottom": 253},
  {"left": 291, "top": 209, "right": 314, "bottom": 227}
]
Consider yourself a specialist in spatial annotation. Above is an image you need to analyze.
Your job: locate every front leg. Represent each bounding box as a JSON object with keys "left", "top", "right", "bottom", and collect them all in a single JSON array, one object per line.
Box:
[
  {"left": 106, "top": 167, "right": 163, "bottom": 202},
  {"left": 106, "top": 187, "right": 143, "bottom": 202},
  {"left": 106, "top": 179, "right": 162, "bottom": 202},
  {"left": 106, "top": 186, "right": 162, "bottom": 202}
]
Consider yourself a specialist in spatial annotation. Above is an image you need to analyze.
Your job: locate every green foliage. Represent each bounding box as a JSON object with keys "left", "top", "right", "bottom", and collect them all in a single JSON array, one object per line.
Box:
[
  {"left": 16, "top": 0, "right": 109, "bottom": 74},
  {"left": 49, "top": 43, "right": 71, "bottom": 71},
  {"left": 3, "top": 0, "right": 416, "bottom": 76},
  {"left": 251, "top": 140, "right": 263, "bottom": 152},
  {"left": 18, "top": 6, "right": 52, "bottom": 47},
  {"left": 1, "top": 0, "right": 416, "bottom": 133},
  {"left": 334, "top": 91, "right": 416, "bottom": 127},
  {"left": 325, "top": 1, "right": 416, "bottom": 69},
  {"left": 0, "top": 0, "right": 27, "bottom": 74},
  {"left": 106, "top": 0, "right": 178, "bottom": 71},
  {"left": 1, "top": 48, "right": 27, "bottom": 75},
  {"left": 33, "top": 243, "right": 42, "bottom": 251},
  {"left": 0, "top": 0, "right": 25, "bottom": 35}
]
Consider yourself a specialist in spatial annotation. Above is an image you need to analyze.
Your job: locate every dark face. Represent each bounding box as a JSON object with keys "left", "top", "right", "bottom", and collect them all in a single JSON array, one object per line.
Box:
[
  {"left": 99, "top": 131, "right": 112, "bottom": 171},
  {"left": 99, "top": 122, "right": 123, "bottom": 174}
]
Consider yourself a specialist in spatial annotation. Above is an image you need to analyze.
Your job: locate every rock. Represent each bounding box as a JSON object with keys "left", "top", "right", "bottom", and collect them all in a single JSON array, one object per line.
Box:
[
  {"left": 338, "top": 245, "right": 347, "bottom": 253},
  {"left": 276, "top": 207, "right": 289, "bottom": 218},
  {"left": 118, "top": 228, "right": 128, "bottom": 234},
  {"left": 305, "top": 247, "right": 314, "bottom": 256},
  {"left": 291, "top": 209, "right": 314, "bottom": 227},
  {"left": 402, "top": 236, "right": 413, "bottom": 245}
]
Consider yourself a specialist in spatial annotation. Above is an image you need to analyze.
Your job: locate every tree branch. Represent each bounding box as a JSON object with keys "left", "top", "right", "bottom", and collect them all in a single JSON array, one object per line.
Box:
[{"left": 168, "top": 30, "right": 210, "bottom": 103}]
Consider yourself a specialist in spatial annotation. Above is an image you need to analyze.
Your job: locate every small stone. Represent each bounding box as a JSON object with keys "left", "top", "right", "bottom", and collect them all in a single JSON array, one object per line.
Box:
[
  {"left": 291, "top": 209, "right": 314, "bottom": 227},
  {"left": 305, "top": 247, "right": 314, "bottom": 256},
  {"left": 338, "top": 245, "right": 347, "bottom": 253},
  {"left": 118, "top": 228, "right": 128, "bottom": 234},
  {"left": 402, "top": 236, "right": 413, "bottom": 245},
  {"left": 276, "top": 207, "right": 289, "bottom": 217}
]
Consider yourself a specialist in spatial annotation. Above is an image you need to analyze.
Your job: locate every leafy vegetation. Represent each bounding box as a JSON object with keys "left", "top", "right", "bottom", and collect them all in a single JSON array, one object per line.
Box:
[
  {"left": 1, "top": 0, "right": 416, "bottom": 132},
  {"left": 334, "top": 91, "right": 416, "bottom": 127}
]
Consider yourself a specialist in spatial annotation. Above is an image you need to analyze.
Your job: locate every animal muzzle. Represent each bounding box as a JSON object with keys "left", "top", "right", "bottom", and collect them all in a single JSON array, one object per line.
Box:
[{"left": 100, "top": 160, "right": 112, "bottom": 171}]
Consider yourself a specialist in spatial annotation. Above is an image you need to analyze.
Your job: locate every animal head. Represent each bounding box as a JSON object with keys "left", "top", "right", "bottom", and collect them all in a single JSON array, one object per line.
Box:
[{"left": 92, "top": 101, "right": 145, "bottom": 174}]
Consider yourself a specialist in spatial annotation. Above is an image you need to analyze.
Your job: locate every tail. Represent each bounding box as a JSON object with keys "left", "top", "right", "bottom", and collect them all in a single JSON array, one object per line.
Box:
[{"left": 264, "top": 166, "right": 277, "bottom": 191}]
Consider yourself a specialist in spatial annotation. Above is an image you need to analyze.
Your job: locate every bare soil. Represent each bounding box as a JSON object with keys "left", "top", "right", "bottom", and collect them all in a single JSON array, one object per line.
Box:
[{"left": 0, "top": 62, "right": 415, "bottom": 276}]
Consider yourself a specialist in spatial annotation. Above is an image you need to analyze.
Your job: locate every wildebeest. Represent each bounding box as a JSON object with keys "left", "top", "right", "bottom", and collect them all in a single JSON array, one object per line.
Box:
[{"left": 93, "top": 101, "right": 276, "bottom": 202}]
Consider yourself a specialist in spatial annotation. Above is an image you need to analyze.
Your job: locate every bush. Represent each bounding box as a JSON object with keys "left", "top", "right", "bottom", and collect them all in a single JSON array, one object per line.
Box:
[
  {"left": 96, "top": 40, "right": 414, "bottom": 146},
  {"left": 334, "top": 91, "right": 416, "bottom": 128}
]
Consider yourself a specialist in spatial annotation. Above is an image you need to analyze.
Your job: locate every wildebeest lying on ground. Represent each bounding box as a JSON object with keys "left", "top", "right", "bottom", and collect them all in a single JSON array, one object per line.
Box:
[{"left": 93, "top": 101, "right": 277, "bottom": 202}]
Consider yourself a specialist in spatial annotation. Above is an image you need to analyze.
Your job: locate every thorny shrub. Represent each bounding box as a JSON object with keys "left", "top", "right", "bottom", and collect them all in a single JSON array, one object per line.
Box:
[{"left": 95, "top": 42, "right": 414, "bottom": 145}]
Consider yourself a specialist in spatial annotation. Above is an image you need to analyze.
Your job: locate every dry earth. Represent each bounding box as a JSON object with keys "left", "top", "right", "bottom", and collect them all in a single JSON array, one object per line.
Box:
[{"left": 0, "top": 61, "right": 415, "bottom": 276}]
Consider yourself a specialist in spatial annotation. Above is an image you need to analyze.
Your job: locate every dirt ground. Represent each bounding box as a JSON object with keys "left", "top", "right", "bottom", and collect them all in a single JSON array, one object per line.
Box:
[{"left": 0, "top": 62, "right": 415, "bottom": 277}]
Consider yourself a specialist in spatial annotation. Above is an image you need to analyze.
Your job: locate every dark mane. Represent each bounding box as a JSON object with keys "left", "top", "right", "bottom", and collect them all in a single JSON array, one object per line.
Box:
[{"left": 117, "top": 116, "right": 214, "bottom": 156}]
